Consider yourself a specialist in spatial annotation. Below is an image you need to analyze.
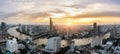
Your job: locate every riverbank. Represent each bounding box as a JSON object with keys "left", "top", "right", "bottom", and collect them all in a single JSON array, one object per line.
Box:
[{"left": 7, "top": 27, "right": 110, "bottom": 48}]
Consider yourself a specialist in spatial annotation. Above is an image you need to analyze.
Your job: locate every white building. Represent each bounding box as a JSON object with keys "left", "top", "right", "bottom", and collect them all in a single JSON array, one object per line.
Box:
[
  {"left": 18, "top": 24, "right": 23, "bottom": 32},
  {"left": 70, "top": 41, "right": 75, "bottom": 52},
  {"left": 91, "top": 36, "right": 103, "bottom": 47},
  {"left": 24, "top": 25, "right": 28, "bottom": 32},
  {"left": 43, "top": 37, "right": 61, "bottom": 53},
  {"left": 66, "top": 41, "right": 75, "bottom": 54},
  {"left": 6, "top": 38, "right": 18, "bottom": 53},
  {"left": 104, "top": 41, "right": 113, "bottom": 50},
  {"left": 99, "top": 50, "right": 107, "bottom": 54},
  {"left": 29, "top": 27, "right": 33, "bottom": 36},
  {"left": 18, "top": 44, "right": 25, "bottom": 49},
  {"left": 114, "top": 46, "right": 120, "bottom": 54}
]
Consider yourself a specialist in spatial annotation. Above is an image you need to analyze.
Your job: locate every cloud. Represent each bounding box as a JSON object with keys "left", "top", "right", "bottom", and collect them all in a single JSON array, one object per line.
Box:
[
  {"left": 65, "top": 11, "right": 120, "bottom": 18},
  {"left": 49, "top": 8, "right": 66, "bottom": 13},
  {"left": 62, "top": 3, "right": 120, "bottom": 18},
  {"left": 0, "top": 0, "right": 120, "bottom": 24}
]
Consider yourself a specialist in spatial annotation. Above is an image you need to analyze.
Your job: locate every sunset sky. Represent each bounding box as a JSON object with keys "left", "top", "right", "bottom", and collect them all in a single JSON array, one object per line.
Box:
[{"left": 0, "top": 0, "right": 120, "bottom": 25}]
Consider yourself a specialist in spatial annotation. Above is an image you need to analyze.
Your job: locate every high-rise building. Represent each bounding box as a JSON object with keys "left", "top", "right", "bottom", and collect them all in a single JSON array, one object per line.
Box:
[
  {"left": 6, "top": 38, "right": 18, "bottom": 53},
  {"left": 91, "top": 36, "right": 103, "bottom": 47},
  {"left": 18, "top": 24, "right": 23, "bottom": 32},
  {"left": 90, "top": 22, "right": 102, "bottom": 35},
  {"left": 110, "top": 26, "right": 120, "bottom": 39},
  {"left": 49, "top": 17, "right": 53, "bottom": 36},
  {"left": 1, "top": 22, "right": 6, "bottom": 29},
  {"left": 66, "top": 27, "right": 72, "bottom": 38},
  {"left": 43, "top": 37, "right": 61, "bottom": 53},
  {"left": 49, "top": 17, "right": 57, "bottom": 37},
  {"left": 24, "top": 25, "right": 28, "bottom": 32},
  {"left": 1, "top": 22, "right": 7, "bottom": 35},
  {"left": 66, "top": 41, "right": 75, "bottom": 54},
  {"left": 29, "top": 27, "right": 33, "bottom": 36},
  {"left": 70, "top": 41, "right": 75, "bottom": 52},
  {"left": 93, "top": 22, "right": 97, "bottom": 29},
  {"left": 93, "top": 22, "right": 98, "bottom": 33},
  {"left": 98, "top": 26, "right": 101, "bottom": 33},
  {"left": 33, "top": 26, "right": 40, "bottom": 35}
]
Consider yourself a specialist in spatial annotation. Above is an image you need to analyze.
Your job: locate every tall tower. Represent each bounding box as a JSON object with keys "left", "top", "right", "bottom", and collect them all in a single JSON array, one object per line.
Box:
[
  {"left": 49, "top": 17, "right": 53, "bottom": 36},
  {"left": 1, "top": 22, "right": 6, "bottom": 35},
  {"left": 93, "top": 22, "right": 98, "bottom": 34},
  {"left": 18, "top": 24, "right": 22, "bottom": 32},
  {"left": 98, "top": 26, "right": 101, "bottom": 34},
  {"left": 50, "top": 17, "right": 53, "bottom": 32},
  {"left": 49, "top": 18, "right": 56, "bottom": 36},
  {"left": 93, "top": 22, "right": 97, "bottom": 30}
]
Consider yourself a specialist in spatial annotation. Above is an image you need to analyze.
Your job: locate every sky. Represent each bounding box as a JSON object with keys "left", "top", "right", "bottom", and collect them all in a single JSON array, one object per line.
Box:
[{"left": 0, "top": 0, "right": 120, "bottom": 25}]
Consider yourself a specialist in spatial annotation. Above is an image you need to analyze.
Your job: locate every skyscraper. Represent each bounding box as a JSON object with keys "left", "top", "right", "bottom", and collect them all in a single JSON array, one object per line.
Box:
[
  {"left": 49, "top": 17, "right": 57, "bottom": 37},
  {"left": 91, "top": 36, "right": 103, "bottom": 47},
  {"left": 93, "top": 22, "right": 97, "bottom": 31},
  {"left": 50, "top": 17, "right": 53, "bottom": 30},
  {"left": 1, "top": 22, "right": 7, "bottom": 35},
  {"left": 49, "top": 17, "right": 53, "bottom": 36},
  {"left": 6, "top": 38, "right": 18, "bottom": 53},
  {"left": 98, "top": 26, "right": 102, "bottom": 33},
  {"left": 44, "top": 37, "right": 61, "bottom": 53},
  {"left": 91, "top": 22, "right": 99, "bottom": 35}
]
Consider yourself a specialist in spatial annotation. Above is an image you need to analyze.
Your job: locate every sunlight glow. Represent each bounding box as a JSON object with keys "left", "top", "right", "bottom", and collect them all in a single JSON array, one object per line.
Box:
[{"left": 66, "top": 22, "right": 72, "bottom": 26}]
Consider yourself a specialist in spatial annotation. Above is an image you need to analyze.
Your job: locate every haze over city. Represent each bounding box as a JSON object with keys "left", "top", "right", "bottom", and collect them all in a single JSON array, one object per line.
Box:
[
  {"left": 1, "top": 0, "right": 120, "bottom": 54},
  {"left": 0, "top": 0, "right": 120, "bottom": 25}
]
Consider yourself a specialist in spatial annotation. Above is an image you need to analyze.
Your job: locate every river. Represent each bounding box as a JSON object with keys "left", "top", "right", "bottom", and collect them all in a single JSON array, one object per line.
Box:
[{"left": 7, "top": 27, "right": 110, "bottom": 47}]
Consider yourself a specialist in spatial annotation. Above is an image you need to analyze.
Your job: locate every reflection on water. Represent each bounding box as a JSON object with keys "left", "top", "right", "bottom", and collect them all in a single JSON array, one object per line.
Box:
[
  {"left": 34, "top": 32, "right": 110, "bottom": 48},
  {"left": 34, "top": 39, "right": 69, "bottom": 48},
  {"left": 8, "top": 27, "right": 110, "bottom": 48}
]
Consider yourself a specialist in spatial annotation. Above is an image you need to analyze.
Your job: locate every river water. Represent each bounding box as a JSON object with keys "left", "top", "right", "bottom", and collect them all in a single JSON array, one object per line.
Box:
[{"left": 7, "top": 27, "right": 110, "bottom": 48}]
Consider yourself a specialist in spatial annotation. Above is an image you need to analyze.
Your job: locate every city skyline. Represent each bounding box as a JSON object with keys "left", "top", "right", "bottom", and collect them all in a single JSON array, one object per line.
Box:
[{"left": 0, "top": 0, "right": 120, "bottom": 25}]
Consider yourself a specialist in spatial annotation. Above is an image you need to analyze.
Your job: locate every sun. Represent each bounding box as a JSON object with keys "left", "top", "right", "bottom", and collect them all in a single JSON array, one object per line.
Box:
[{"left": 66, "top": 22, "right": 72, "bottom": 26}]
